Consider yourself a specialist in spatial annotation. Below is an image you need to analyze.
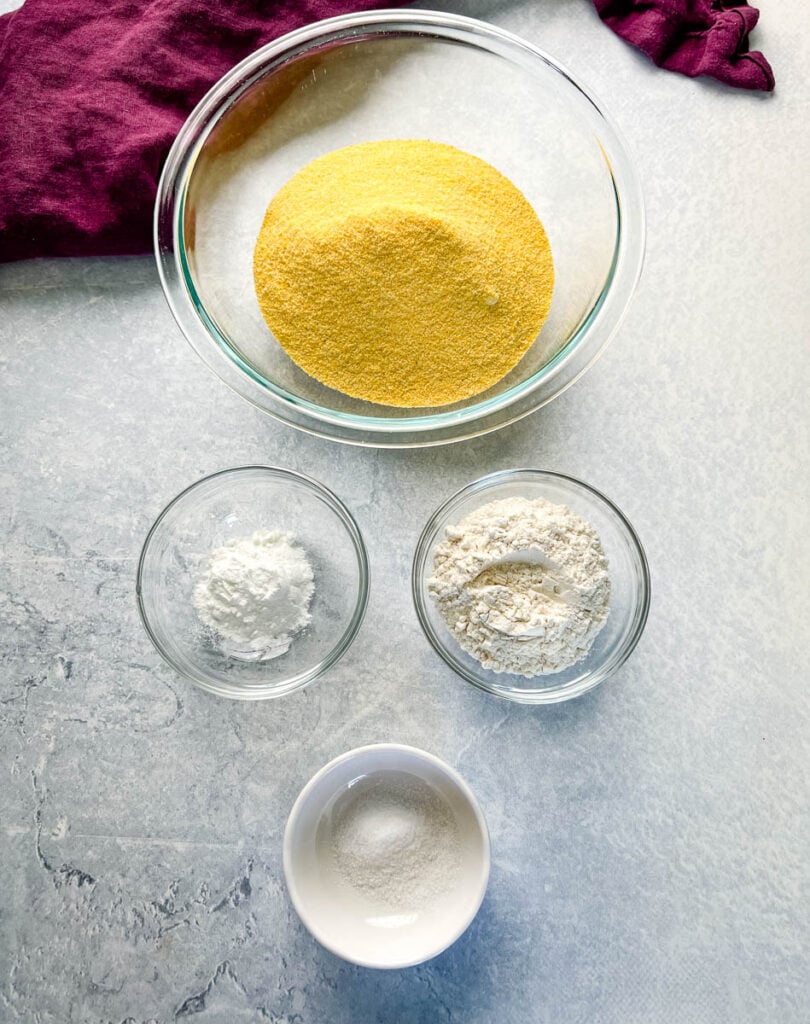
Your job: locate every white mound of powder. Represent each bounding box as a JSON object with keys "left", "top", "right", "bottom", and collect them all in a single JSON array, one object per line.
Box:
[
  {"left": 329, "top": 771, "right": 462, "bottom": 910},
  {"left": 192, "top": 529, "right": 314, "bottom": 658},
  {"left": 428, "top": 496, "right": 610, "bottom": 677}
]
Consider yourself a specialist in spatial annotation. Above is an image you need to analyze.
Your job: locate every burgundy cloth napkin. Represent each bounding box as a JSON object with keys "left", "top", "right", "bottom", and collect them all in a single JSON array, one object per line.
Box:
[
  {"left": 0, "top": 0, "right": 406, "bottom": 262},
  {"left": 594, "top": 0, "right": 774, "bottom": 91},
  {"left": 0, "top": 0, "right": 774, "bottom": 264}
]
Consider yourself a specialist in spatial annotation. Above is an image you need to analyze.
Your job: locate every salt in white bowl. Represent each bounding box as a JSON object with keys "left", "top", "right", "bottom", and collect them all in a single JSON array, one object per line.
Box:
[{"left": 283, "top": 744, "right": 490, "bottom": 968}]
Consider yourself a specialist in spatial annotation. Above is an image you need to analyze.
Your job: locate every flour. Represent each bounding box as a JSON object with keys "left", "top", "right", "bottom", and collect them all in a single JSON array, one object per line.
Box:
[
  {"left": 428, "top": 497, "right": 610, "bottom": 676},
  {"left": 329, "top": 771, "right": 461, "bottom": 910},
  {"left": 192, "top": 529, "right": 314, "bottom": 658}
]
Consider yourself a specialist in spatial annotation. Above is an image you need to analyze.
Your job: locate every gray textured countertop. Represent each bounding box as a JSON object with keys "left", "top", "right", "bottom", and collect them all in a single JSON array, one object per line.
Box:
[{"left": 2, "top": 1, "right": 808, "bottom": 1021}]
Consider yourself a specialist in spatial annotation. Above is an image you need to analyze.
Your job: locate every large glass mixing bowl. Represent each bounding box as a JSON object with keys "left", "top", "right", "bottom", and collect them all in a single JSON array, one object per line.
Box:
[{"left": 155, "top": 10, "right": 644, "bottom": 447}]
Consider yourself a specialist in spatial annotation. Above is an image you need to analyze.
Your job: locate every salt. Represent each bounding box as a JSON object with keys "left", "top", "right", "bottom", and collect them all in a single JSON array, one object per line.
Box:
[{"left": 327, "top": 771, "right": 462, "bottom": 911}]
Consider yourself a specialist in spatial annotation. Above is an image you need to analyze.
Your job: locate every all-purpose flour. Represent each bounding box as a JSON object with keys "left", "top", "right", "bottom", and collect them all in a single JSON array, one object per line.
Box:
[
  {"left": 429, "top": 497, "right": 610, "bottom": 676},
  {"left": 193, "top": 529, "right": 314, "bottom": 657}
]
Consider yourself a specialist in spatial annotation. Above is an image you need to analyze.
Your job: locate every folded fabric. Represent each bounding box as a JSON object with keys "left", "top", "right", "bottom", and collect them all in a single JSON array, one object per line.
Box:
[
  {"left": 0, "top": 0, "right": 774, "bottom": 264},
  {"left": 594, "top": 0, "right": 774, "bottom": 91},
  {"left": 0, "top": 0, "right": 406, "bottom": 262}
]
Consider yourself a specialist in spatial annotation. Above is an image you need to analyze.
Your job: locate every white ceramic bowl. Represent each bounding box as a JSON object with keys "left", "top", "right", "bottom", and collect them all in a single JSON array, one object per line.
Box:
[{"left": 283, "top": 744, "right": 490, "bottom": 968}]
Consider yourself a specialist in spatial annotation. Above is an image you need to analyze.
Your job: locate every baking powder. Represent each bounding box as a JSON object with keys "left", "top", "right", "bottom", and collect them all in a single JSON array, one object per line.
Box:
[{"left": 192, "top": 529, "right": 314, "bottom": 658}]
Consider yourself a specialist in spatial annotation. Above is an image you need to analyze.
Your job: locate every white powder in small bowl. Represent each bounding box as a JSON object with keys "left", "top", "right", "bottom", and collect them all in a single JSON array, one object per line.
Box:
[
  {"left": 328, "top": 771, "right": 462, "bottom": 911},
  {"left": 429, "top": 496, "right": 611, "bottom": 676},
  {"left": 192, "top": 529, "right": 314, "bottom": 660}
]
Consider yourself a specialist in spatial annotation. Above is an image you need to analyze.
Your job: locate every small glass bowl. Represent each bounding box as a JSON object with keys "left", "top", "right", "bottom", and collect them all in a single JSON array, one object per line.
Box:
[
  {"left": 412, "top": 470, "right": 650, "bottom": 703},
  {"left": 137, "top": 467, "right": 368, "bottom": 699},
  {"left": 155, "top": 10, "right": 644, "bottom": 447}
]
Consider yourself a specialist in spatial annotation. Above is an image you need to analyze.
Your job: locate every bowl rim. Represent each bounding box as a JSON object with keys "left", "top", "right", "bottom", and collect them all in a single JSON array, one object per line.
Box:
[
  {"left": 411, "top": 468, "right": 651, "bottom": 703},
  {"left": 135, "top": 465, "right": 370, "bottom": 700},
  {"left": 155, "top": 9, "right": 645, "bottom": 448},
  {"left": 282, "top": 742, "right": 491, "bottom": 969}
]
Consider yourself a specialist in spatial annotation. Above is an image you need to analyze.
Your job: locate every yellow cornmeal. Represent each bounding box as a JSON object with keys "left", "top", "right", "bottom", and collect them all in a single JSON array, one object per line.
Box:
[{"left": 253, "top": 139, "right": 554, "bottom": 408}]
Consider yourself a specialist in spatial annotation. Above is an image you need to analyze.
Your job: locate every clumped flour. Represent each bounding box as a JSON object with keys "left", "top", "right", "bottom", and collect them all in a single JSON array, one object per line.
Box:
[
  {"left": 192, "top": 529, "right": 314, "bottom": 657},
  {"left": 429, "top": 497, "right": 611, "bottom": 676}
]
